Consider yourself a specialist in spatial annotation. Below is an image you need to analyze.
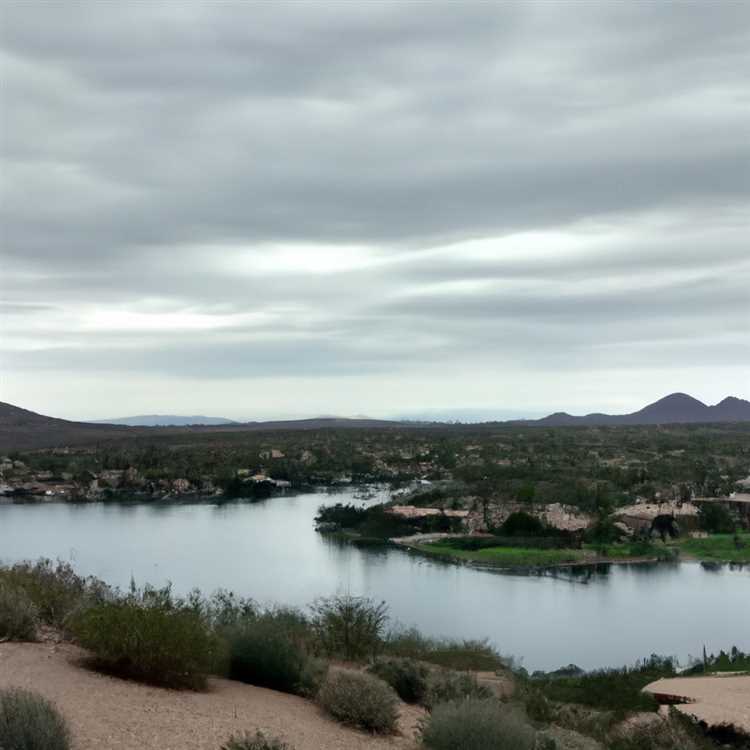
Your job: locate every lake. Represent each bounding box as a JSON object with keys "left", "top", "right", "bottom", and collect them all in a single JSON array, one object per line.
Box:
[{"left": 1, "top": 487, "right": 748, "bottom": 672}]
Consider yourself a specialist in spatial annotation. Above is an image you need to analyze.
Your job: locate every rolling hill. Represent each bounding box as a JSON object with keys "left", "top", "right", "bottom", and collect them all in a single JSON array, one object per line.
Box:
[
  {"left": 1, "top": 393, "right": 748, "bottom": 452},
  {"left": 524, "top": 393, "right": 750, "bottom": 427}
]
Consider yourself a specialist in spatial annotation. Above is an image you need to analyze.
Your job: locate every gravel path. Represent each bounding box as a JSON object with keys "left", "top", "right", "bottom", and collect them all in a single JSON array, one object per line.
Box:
[
  {"left": 0, "top": 641, "right": 422, "bottom": 750},
  {"left": 644, "top": 674, "right": 750, "bottom": 733}
]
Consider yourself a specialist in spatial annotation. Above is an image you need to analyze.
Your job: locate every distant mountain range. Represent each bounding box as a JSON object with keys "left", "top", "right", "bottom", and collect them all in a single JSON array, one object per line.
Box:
[
  {"left": 514, "top": 393, "right": 750, "bottom": 426},
  {"left": 0, "top": 393, "right": 748, "bottom": 452},
  {"left": 0, "top": 402, "right": 407, "bottom": 452},
  {"left": 94, "top": 415, "right": 238, "bottom": 427}
]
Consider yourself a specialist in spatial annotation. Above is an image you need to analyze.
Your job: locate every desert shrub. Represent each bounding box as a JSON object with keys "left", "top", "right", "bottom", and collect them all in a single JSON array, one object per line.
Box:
[
  {"left": 0, "top": 688, "right": 71, "bottom": 750},
  {"left": 296, "top": 656, "right": 329, "bottom": 698},
  {"left": 368, "top": 656, "right": 430, "bottom": 704},
  {"left": 69, "top": 599, "right": 218, "bottom": 689},
  {"left": 423, "top": 669, "right": 492, "bottom": 710},
  {"left": 517, "top": 682, "right": 554, "bottom": 723},
  {"left": 198, "top": 588, "right": 258, "bottom": 629},
  {"left": 317, "top": 670, "right": 398, "bottom": 733},
  {"left": 311, "top": 594, "right": 388, "bottom": 661},
  {"left": 608, "top": 710, "right": 716, "bottom": 750},
  {"left": 0, "top": 584, "right": 38, "bottom": 640},
  {"left": 421, "top": 698, "right": 536, "bottom": 750},
  {"left": 0, "top": 559, "right": 109, "bottom": 627},
  {"left": 225, "top": 615, "right": 318, "bottom": 694},
  {"left": 532, "top": 655, "right": 676, "bottom": 713},
  {"left": 384, "top": 627, "right": 507, "bottom": 671},
  {"left": 220, "top": 730, "right": 292, "bottom": 750}
]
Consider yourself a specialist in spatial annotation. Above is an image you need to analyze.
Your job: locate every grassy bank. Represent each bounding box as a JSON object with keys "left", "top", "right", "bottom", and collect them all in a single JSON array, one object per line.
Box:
[
  {"left": 412, "top": 541, "right": 586, "bottom": 567},
  {"left": 409, "top": 534, "right": 750, "bottom": 569},
  {"left": 678, "top": 533, "right": 750, "bottom": 563}
]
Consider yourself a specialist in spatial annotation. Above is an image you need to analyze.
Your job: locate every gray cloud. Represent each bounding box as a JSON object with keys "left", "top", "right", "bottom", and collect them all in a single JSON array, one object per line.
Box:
[{"left": 1, "top": 1, "right": 748, "bottom": 418}]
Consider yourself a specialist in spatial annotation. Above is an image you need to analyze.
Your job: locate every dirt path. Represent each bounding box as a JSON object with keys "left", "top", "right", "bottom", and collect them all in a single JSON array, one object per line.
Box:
[
  {"left": 644, "top": 674, "right": 750, "bottom": 733},
  {"left": 0, "top": 641, "right": 423, "bottom": 750}
]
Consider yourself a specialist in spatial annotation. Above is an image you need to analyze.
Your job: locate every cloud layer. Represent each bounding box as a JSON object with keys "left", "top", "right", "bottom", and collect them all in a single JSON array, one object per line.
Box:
[{"left": 1, "top": 1, "right": 748, "bottom": 419}]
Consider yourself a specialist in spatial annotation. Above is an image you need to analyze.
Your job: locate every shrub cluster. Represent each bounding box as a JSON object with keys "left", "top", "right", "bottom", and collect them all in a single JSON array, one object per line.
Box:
[
  {"left": 368, "top": 656, "right": 429, "bottom": 704},
  {"left": 384, "top": 627, "right": 507, "bottom": 671},
  {"left": 317, "top": 671, "right": 398, "bottom": 733},
  {"left": 0, "top": 583, "right": 38, "bottom": 641},
  {"left": 225, "top": 611, "right": 325, "bottom": 695},
  {"left": 0, "top": 559, "right": 109, "bottom": 628},
  {"left": 421, "top": 698, "right": 536, "bottom": 750},
  {"left": 69, "top": 598, "right": 219, "bottom": 689},
  {"left": 311, "top": 594, "right": 388, "bottom": 661},
  {"left": 531, "top": 655, "right": 676, "bottom": 713},
  {"left": 0, "top": 688, "right": 71, "bottom": 750},
  {"left": 422, "top": 669, "right": 492, "bottom": 710}
]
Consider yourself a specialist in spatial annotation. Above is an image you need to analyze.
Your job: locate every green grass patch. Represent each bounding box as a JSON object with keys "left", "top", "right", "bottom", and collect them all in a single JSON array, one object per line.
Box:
[
  {"left": 416, "top": 542, "right": 585, "bottom": 567},
  {"left": 678, "top": 533, "right": 750, "bottom": 563}
]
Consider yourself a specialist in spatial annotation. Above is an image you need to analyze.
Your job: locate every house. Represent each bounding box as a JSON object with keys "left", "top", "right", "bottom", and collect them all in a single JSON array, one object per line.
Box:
[
  {"left": 614, "top": 501, "right": 700, "bottom": 534},
  {"left": 387, "top": 505, "right": 470, "bottom": 520}
]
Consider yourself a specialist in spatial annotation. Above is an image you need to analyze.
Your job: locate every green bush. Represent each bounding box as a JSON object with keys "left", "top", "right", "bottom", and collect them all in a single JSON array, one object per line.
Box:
[
  {"left": 421, "top": 698, "right": 536, "bottom": 750},
  {"left": 368, "top": 656, "right": 430, "bottom": 704},
  {"left": 311, "top": 594, "right": 388, "bottom": 661},
  {"left": 532, "top": 655, "right": 675, "bottom": 713},
  {"left": 317, "top": 670, "right": 398, "bottom": 733},
  {"left": 69, "top": 599, "right": 218, "bottom": 689},
  {"left": 296, "top": 656, "right": 330, "bottom": 698},
  {"left": 0, "top": 688, "right": 71, "bottom": 750},
  {"left": 221, "top": 731, "right": 292, "bottom": 750},
  {"left": 423, "top": 669, "right": 492, "bottom": 710},
  {"left": 0, "top": 584, "right": 38, "bottom": 640},
  {"left": 225, "top": 616, "right": 320, "bottom": 695},
  {"left": 0, "top": 559, "right": 108, "bottom": 628},
  {"left": 608, "top": 710, "right": 716, "bottom": 750},
  {"left": 384, "top": 627, "right": 507, "bottom": 671}
]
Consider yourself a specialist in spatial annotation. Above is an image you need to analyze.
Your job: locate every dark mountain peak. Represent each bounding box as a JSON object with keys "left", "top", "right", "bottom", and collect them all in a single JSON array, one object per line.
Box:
[
  {"left": 630, "top": 393, "right": 709, "bottom": 423},
  {"left": 514, "top": 393, "right": 748, "bottom": 427},
  {"left": 640, "top": 392, "right": 707, "bottom": 409},
  {"left": 715, "top": 396, "right": 747, "bottom": 406},
  {"left": 708, "top": 396, "right": 750, "bottom": 421}
]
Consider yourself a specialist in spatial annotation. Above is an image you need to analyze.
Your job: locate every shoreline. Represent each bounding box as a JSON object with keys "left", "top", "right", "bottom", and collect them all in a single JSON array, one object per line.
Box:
[{"left": 390, "top": 536, "right": 749, "bottom": 574}]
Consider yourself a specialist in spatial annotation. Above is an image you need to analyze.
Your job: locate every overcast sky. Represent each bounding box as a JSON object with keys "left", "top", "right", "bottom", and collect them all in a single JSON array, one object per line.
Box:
[{"left": 1, "top": 1, "right": 748, "bottom": 421}]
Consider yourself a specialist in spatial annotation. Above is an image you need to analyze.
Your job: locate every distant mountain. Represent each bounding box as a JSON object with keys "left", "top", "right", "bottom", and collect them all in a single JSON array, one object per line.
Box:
[
  {"left": 95, "top": 415, "right": 238, "bottom": 427},
  {"left": 0, "top": 402, "right": 408, "bottom": 452},
  {"left": 523, "top": 393, "right": 750, "bottom": 427},
  {"left": 0, "top": 402, "right": 133, "bottom": 452},
  {"left": 1, "top": 393, "right": 748, "bottom": 452}
]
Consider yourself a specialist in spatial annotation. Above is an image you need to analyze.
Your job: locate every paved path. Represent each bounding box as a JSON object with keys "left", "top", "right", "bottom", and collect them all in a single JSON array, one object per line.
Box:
[{"left": 644, "top": 674, "right": 750, "bottom": 733}]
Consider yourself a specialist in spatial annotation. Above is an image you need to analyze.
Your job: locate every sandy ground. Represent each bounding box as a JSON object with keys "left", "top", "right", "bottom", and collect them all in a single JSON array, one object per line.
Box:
[
  {"left": 0, "top": 641, "right": 423, "bottom": 750},
  {"left": 644, "top": 674, "right": 750, "bottom": 733}
]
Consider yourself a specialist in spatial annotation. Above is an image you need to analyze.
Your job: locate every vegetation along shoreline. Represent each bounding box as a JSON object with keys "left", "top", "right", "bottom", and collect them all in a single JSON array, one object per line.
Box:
[{"left": 1, "top": 558, "right": 749, "bottom": 750}]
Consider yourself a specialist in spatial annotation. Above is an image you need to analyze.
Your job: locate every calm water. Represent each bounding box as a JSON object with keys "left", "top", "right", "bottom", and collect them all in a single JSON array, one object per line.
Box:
[{"left": 1, "top": 488, "right": 748, "bottom": 672}]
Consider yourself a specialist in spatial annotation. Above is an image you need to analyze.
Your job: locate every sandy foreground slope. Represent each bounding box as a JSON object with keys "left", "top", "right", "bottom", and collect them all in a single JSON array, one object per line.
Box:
[
  {"left": 0, "top": 641, "right": 423, "bottom": 750},
  {"left": 644, "top": 674, "right": 750, "bottom": 733}
]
